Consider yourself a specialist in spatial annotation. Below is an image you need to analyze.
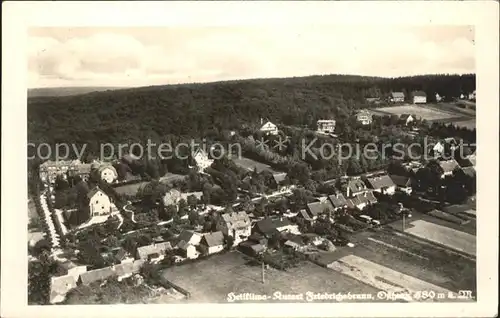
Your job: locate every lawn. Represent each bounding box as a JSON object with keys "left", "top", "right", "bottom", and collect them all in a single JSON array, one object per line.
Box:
[
  {"left": 232, "top": 157, "right": 278, "bottom": 173},
  {"left": 161, "top": 251, "right": 382, "bottom": 303},
  {"left": 372, "top": 105, "right": 458, "bottom": 121},
  {"left": 451, "top": 119, "right": 476, "bottom": 129}
]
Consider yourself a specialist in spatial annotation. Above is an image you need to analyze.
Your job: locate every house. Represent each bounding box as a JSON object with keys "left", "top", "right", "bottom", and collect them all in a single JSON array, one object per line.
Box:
[
  {"left": 177, "top": 241, "right": 199, "bottom": 259},
  {"left": 98, "top": 164, "right": 118, "bottom": 184},
  {"left": 67, "top": 163, "right": 91, "bottom": 182},
  {"left": 390, "top": 175, "right": 413, "bottom": 194},
  {"left": 50, "top": 274, "right": 79, "bottom": 304},
  {"left": 87, "top": 186, "right": 113, "bottom": 217},
  {"left": 347, "top": 191, "right": 377, "bottom": 210},
  {"left": 305, "top": 201, "right": 334, "bottom": 221},
  {"left": 248, "top": 232, "right": 268, "bottom": 246},
  {"left": 260, "top": 121, "right": 279, "bottom": 136},
  {"left": 239, "top": 240, "right": 266, "bottom": 256},
  {"left": 136, "top": 242, "right": 173, "bottom": 262},
  {"left": 365, "top": 97, "right": 381, "bottom": 104},
  {"left": 412, "top": 91, "right": 427, "bottom": 104},
  {"left": 163, "top": 190, "right": 203, "bottom": 207},
  {"left": 112, "top": 248, "right": 133, "bottom": 264},
  {"left": 57, "top": 260, "right": 88, "bottom": 279},
  {"left": 177, "top": 230, "right": 202, "bottom": 246},
  {"left": 283, "top": 235, "right": 306, "bottom": 251},
  {"left": 432, "top": 138, "right": 458, "bottom": 158},
  {"left": 364, "top": 175, "right": 396, "bottom": 195},
  {"left": 328, "top": 193, "right": 349, "bottom": 211},
  {"left": 439, "top": 159, "right": 461, "bottom": 178},
  {"left": 302, "top": 233, "right": 323, "bottom": 246},
  {"left": 469, "top": 90, "right": 476, "bottom": 100},
  {"left": 316, "top": 119, "right": 336, "bottom": 134},
  {"left": 390, "top": 92, "right": 405, "bottom": 103},
  {"left": 112, "top": 260, "right": 144, "bottom": 281},
  {"left": 200, "top": 231, "right": 225, "bottom": 254},
  {"left": 78, "top": 266, "right": 116, "bottom": 285},
  {"left": 254, "top": 218, "right": 300, "bottom": 237},
  {"left": 465, "top": 153, "right": 476, "bottom": 167},
  {"left": 435, "top": 93, "right": 442, "bottom": 102},
  {"left": 39, "top": 159, "right": 82, "bottom": 184},
  {"left": 192, "top": 148, "right": 214, "bottom": 172},
  {"left": 462, "top": 166, "right": 476, "bottom": 178},
  {"left": 217, "top": 211, "right": 251, "bottom": 245},
  {"left": 399, "top": 114, "right": 415, "bottom": 126},
  {"left": 356, "top": 110, "right": 373, "bottom": 125},
  {"left": 345, "top": 178, "right": 368, "bottom": 198}
]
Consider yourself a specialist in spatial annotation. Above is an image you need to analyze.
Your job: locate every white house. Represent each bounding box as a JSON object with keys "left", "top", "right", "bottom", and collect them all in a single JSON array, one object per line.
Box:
[
  {"left": 178, "top": 242, "right": 199, "bottom": 259},
  {"left": 200, "top": 231, "right": 225, "bottom": 254},
  {"left": 439, "top": 159, "right": 461, "bottom": 178},
  {"left": 390, "top": 175, "right": 413, "bottom": 195},
  {"left": 316, "top": 119, "right": 336, "bottom": 134},
  {"left": 469, "top": 90, "right": 476, "bottom": 100},
  {"left": 400, "top": 114, "right": 415, "bottom": 126},
  {"left": 99, "top": 165, "right": 118, "bottom": 183},
  {"left": 412, "top": 91, "right": 427, "bottom": 104},
  {"left": 260, "top": 121, "right": 279, "bottom": 136},
  {"left": 390, "top": 92, "right": 405, "bottom": 103},
  {"left": 217, "top": 211, "right": 251, "bottom": 245},
  {"left": 364, "top": 175, "right": 396, "bottom": 196},
  {"left": 356, "top": 110, "right": 373, "bottom": 125},
  {"left": 177, "top": 230, "right": 202, "bottom": 246},
  {"left": 192, "top": 148, "right": 214, "bottom": 172},
  {"left": 435, "top": 93, "right": 442, "bottom": 102},
  {"left": 87, "top": 186, "right": 113, "bottom": 217}
]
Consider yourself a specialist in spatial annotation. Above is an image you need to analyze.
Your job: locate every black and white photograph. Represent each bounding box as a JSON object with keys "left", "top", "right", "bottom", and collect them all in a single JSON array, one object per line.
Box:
[{"left": 2, "top": 1, "right": 498, "bottom": 318}]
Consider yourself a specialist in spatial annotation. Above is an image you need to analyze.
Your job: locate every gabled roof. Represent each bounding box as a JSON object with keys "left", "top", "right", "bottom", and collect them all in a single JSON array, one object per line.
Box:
[
  {"left": 136, "top": 242, "right": 172, "bottom": 259},
  {"left": 255, "top": 218, "right": 293, "bottom": 234},
  {"left": 390, "top": 175, "right": 412, "bottom": 187},
  {"left": 317, "top": 119, "right": 336, "bottom": 124},
  {"left": 439, "top": 159, "right": 461, "bottom": 174},
  {"left": 260, "top": 121, "right": 277, "bottom": 130},
  {"left": 272, "top": 173, "right": 287, "bottom": 185},
  {"left": 86, "top": 186, "right": 106, "bottom": 200},
  {"left": 391, "top": 92, "right": 405, "bottom": 98},
  {"left": 412, "top": 90, "right": 427, "bottom": 97},
  {"left": 299, "top": 209, "right": 313, "bottom": 221},
  {"left": 462, "top": 166, "right": 476, "bottom": 178},
  {"left": 202, "top": 231, "right": 225, "bottom": 247},
  {"left": 98, "top": 164, "right": 117, "bottom": 175},
  {"left": 328, "top": 193, "right": 348, "bottom": 208},
  {"left": 79, "top": 267, "right": 115, "bottom": 285},
  {"left": 177, "top": 230, "right": 202, "bottom": 246},
  {"left": 349, "top": 192, "right": 377, "bottom": 207},
  {"left": 307, "top": 201, "right": 334, "bottom": 216},
  {"left": 347, "top": 179, "right": 367, "bottom": 194},
  {"left": 365, "top": 175, "right": 396, "bottom": 190},
  {"left": 221, "top": 211, "right": 251, "bottom": 229},
  {"left": 467, "top": 154, "right": 476, "bottom": 166}
]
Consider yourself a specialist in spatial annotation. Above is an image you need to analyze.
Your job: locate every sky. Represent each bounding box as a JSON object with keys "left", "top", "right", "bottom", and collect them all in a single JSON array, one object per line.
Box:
[{"left": 28, "top": 26, "right": 475, "bottom": 88}]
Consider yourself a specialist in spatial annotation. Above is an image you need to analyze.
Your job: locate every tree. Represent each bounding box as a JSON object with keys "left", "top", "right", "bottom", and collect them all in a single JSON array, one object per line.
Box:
[
  {"left": 187, "top": 194, "right": 198, "bottom": 209},
  {"left": 188, "top": 211, "right": 199, "bottom": 226}
]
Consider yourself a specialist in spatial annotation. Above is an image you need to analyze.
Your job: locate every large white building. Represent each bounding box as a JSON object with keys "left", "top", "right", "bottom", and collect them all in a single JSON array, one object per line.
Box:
[
  {"left": 87, "top": 186, "right": 113, "bottom": 217},
  {"left": 412, "top": 91, "right": 427, "bottom": 104},
  {"left": 316, "top": 119, "right": 336, "bottom": 134}
]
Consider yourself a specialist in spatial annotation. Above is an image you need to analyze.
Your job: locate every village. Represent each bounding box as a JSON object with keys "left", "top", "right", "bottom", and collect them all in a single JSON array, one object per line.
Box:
[{"left": 27, "top": 89, "right": 477, "bottom": 304}]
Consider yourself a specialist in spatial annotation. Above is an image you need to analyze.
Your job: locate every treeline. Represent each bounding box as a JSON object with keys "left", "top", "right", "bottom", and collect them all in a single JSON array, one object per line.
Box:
[{"left": 28, "top": 74, "right": 475, "bottom": 147}]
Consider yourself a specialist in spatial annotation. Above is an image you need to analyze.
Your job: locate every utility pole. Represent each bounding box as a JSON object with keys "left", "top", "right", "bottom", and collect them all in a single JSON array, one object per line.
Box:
[
  {"left": 261, "top": 260, "right": 265, "bottom": 284},
  {"left": 402, "top": 213, "right": 406, "bottom": 232}
]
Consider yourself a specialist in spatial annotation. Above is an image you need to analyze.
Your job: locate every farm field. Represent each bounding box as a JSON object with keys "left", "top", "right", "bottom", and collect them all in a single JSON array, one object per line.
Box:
[
  {"left": 372, "top": 105, "right": 457, "bottom": 120},
  {"left": 404, "top": 220, "right": 476, "bottom": 257},
  {"left": 233, "top": 156, "right": 279, "bottom": 173},
  {"left": 161, "top": 251, "right": 382, "bottom": 303}
]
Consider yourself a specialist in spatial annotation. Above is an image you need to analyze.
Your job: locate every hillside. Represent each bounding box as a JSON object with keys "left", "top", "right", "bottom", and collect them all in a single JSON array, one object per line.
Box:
[
  {"left": 28, "top": 86, "right": 125, "bottom": 98},
  {"left": 27, "top": 73, "right": 475, "bottom": 146}
]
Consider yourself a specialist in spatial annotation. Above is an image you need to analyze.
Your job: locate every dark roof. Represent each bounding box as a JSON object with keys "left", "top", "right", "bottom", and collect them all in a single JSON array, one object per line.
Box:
[
  {"left": 412, "top": 90, "right": 427, "bottom": 97},
  {"left": 86, "top": 186, "right": 105, "bottom": 200},
  {"left": 347, "top": 179, "right": 367, "bottom": 195},
  {"left": 307, "top": 201, "right": 334, "bottom": 216},
  {"left": 365, "top": 175, "right": 396, "bottom": 190},
  {"left": 439, "top": 159, "right": 461, "bottom": 173},
  {"left": 328, "top": 193, "right": 348, "bottom": 208},
  {"left": 390, "top": 175, "right": 412, "bottom": 187},
  {"left": 202, "top": 231, "right": 225, "bottom": 247},
  {"left": 462, "top": 166, "right": 476, "bottom": 178},
  {"left": 255, "top": 218, "right": 293, "bottom": 234},
  {"left": 79, "top": 267, "right": 115, "bottom": 285},
  {"left": 349, "top": 192, "right": 377, "bottom": 207}
]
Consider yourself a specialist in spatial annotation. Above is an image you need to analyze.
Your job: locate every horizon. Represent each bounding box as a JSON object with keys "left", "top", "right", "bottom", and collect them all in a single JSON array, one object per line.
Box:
[
  {"left": 28, "top": 72, "right": 476, "bottom": 90},
  {"left": 29, "top": 26, "right": 475, "bottom": 88}
]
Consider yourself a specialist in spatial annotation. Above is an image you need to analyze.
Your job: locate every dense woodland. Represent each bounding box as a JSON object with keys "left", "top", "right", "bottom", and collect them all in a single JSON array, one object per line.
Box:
[{"left": 28, "top": 74, "right": 476, "bottom": 148}]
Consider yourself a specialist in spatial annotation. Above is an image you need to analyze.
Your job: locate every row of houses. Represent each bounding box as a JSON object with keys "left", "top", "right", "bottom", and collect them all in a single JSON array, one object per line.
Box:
[{"left": 39, "top": 160, "right": 118, "bottom": 185}]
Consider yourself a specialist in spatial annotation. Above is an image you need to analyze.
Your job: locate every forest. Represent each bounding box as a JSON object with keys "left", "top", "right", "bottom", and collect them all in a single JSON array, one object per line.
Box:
[{"left": 27, "top": 73, "right": 476, "bottom": 149}]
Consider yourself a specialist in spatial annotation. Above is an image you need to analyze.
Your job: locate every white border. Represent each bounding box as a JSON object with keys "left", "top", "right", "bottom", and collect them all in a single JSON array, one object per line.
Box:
[{"left": 2, "top": 1, "right": 498, "bottom": 317}]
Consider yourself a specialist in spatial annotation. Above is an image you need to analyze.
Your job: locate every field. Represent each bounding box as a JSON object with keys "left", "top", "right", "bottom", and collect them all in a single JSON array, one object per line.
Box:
[
  {"left": 233, "top": 156, "right": 279, "bottom": 173},
  {"left": 452, "top": 119, "right": 476, "bottom": 129},
  {"left": 371, "top": 105, "right": 457, "bottom": 120},
  {"left": 404, "top": 220, "right": 476, "bottom": 257},
  {"left": 161, "top": 251, "right": 381, "bottom": 303}
]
